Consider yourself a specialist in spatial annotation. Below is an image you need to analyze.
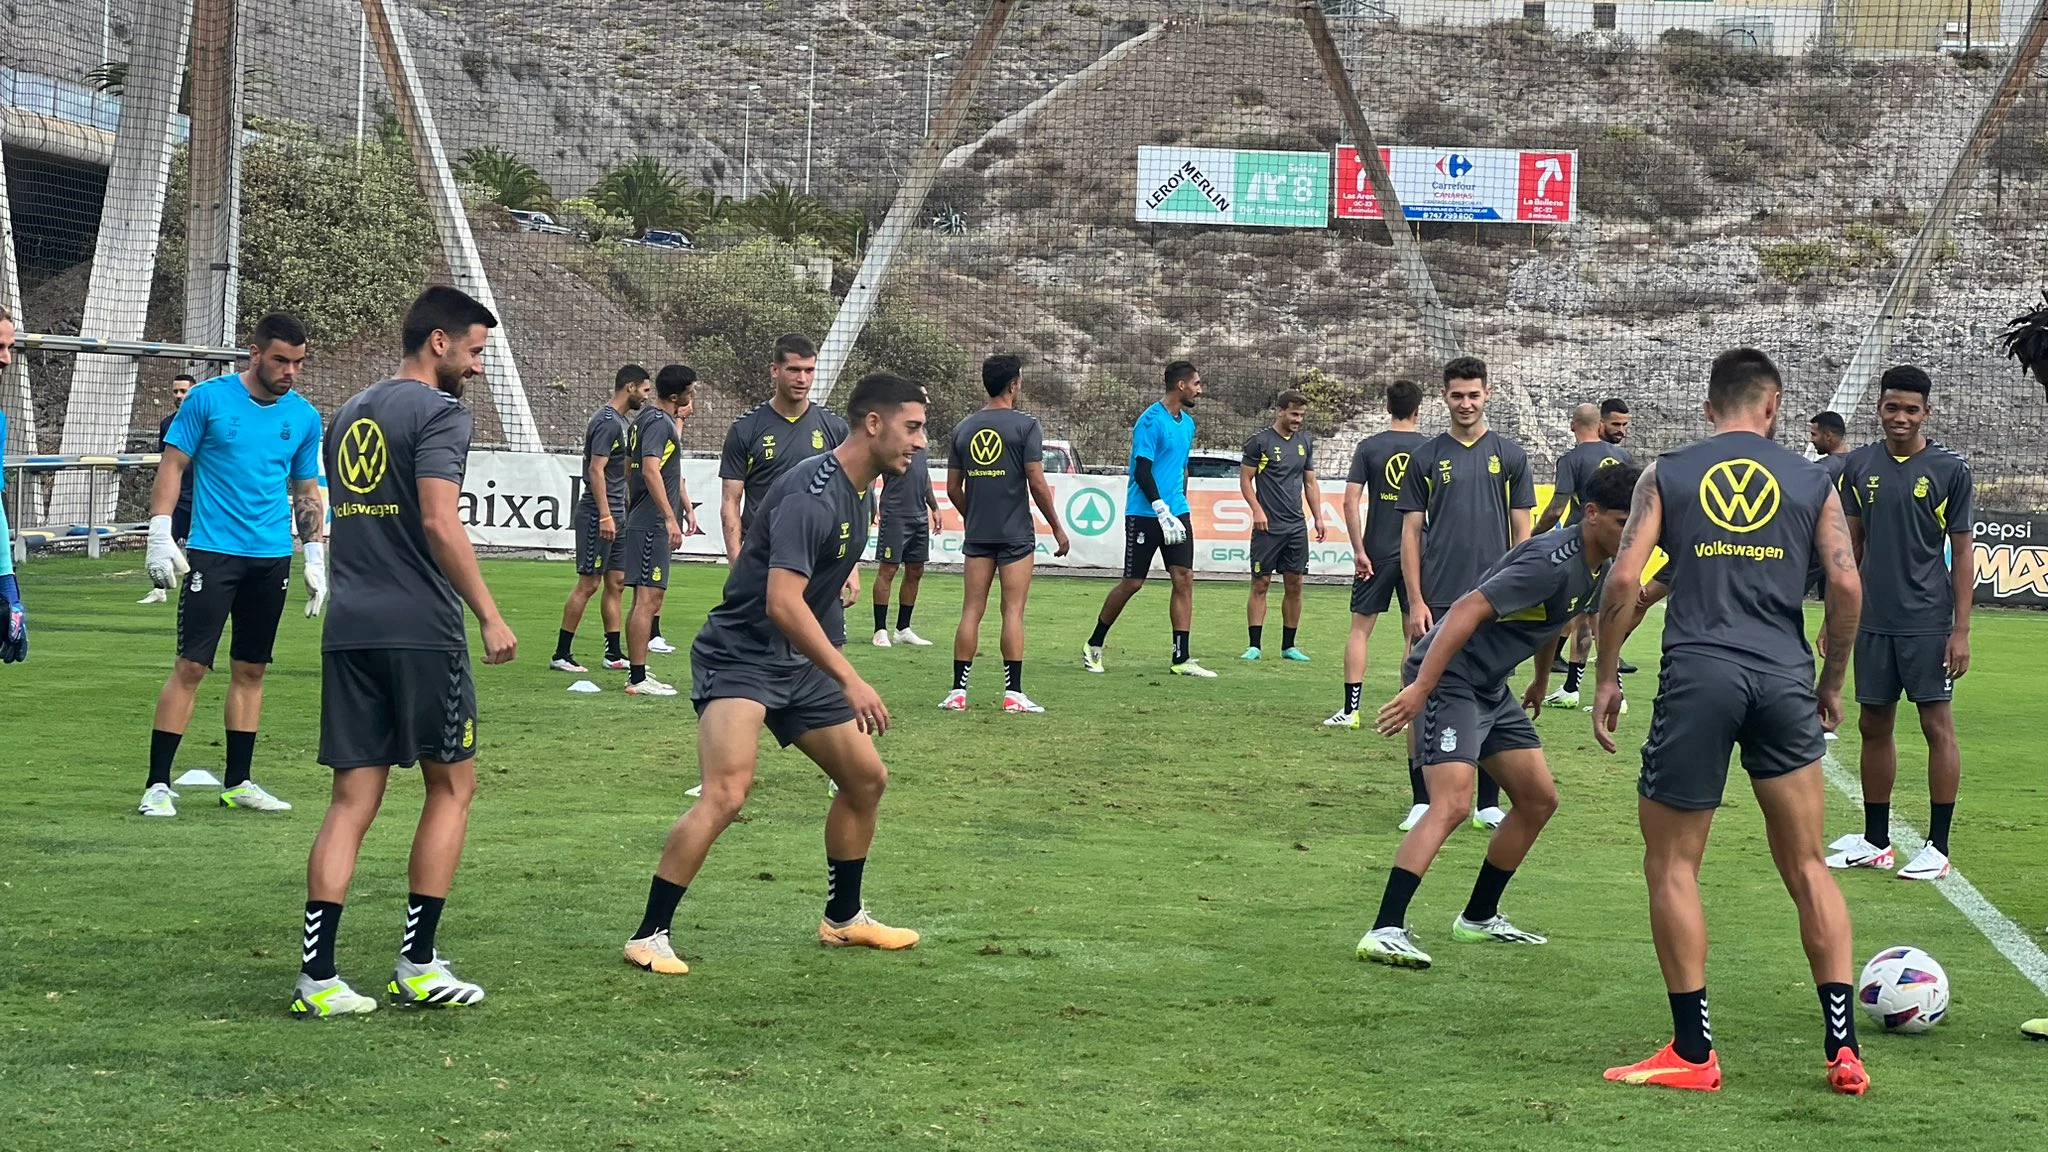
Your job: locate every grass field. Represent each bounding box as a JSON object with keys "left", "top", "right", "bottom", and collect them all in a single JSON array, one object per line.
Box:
[{"left": 4, "top": 554, "right": 2047, "bottom": 1151}]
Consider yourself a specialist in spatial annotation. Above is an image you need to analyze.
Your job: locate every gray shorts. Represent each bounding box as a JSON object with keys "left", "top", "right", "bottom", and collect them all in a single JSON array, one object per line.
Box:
[
  {"left": 1405, "top": 667, "right": 1542, "bottom": 768},
  {"left": 963, "top": 539, "right": 1034, "bottom": 566},
  {"left": 877, "top": 516, "right": 930, "bottom": 567},
  {"left": 319, "top": 648, "right": 476, "bottom": 769},
  {"left": 1250, "top": 528, "right": 1309, "bottom": 577},
  {"left": 1854, "top": 631, "right": 1952, "bottom": 706},
  {"left": 1639, "top": 651, "right": 1823, "bottom": 811},
  {"left": 622, "top": 524, "right": 672, "bottom": 589},
  {"left": 574, "top": 501, "right": 626, "bottom": 576},
  {"left": 690, "top": 656, "right": 855, "bottom": 747}
]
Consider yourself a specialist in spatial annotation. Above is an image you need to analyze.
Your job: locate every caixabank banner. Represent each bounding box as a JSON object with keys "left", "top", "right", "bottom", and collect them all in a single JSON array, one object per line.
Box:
[{"left": 1972, "top": 511, "right": 2048, "bottom": 608}]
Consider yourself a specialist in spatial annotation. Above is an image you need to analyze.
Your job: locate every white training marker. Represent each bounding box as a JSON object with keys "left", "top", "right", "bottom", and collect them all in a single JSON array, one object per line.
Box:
[
  {"left": 567, "top": 680, "right": 602, "bottom": 694},
  {"left": 173, "top": 769, "right": 223, "bottom": 788}
]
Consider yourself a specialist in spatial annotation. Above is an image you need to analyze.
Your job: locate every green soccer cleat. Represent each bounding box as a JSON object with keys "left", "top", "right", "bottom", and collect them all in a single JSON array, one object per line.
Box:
[
  {"left": 1169, "top": 660, "right": 1218, "bottom": 679},
  {"left": 1282, "top": 647, "right": 1310, "bottom": 662},
  {"left": 290, "top": 973, "right": 378, "bottom": 1018},
  {"left": 1356, "top": 926, "right": 1432, "bottom": 969},
  {"left": 1240, "top": 646, "right": 1262, "bottom": 661},
  {"left": 1451, "top": 913, "right": 1548, "bottom": 944},
  {"left": 220, "top": 782, "right": 292, "bottom": 811},
  {"left": 1081, "top": 644, "right": 1105, "bottom": 674},
  {"left": 388, "top": 953, "right": 485, "bottom": 1008},
  {"left": 2024, "top": 1018, "right": 2048, "bottom": 1042}
]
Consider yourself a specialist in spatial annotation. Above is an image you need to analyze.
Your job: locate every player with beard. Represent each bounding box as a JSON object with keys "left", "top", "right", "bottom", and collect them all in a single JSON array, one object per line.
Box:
[
  {"left": 552, "top": 364, "right": 649, "bottom": 674},
  {"left": 1238, "top": 390, "right": 1324, "bottom": 663},
  {"left": 622, "top": 366, "right": 702, "bottom": 696}
]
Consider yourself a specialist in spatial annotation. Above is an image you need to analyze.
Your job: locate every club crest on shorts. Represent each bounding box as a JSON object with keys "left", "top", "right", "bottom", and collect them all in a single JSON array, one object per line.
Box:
[
  {"left": 1439, "top": 727, "right": 1458, "bottom": 753},
  {"left": 189, "top": 571, "right": 204, "bottom": 593}
]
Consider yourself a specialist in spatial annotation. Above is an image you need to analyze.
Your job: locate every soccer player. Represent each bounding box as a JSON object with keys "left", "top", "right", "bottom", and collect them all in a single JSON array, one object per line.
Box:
[
  {"left": 871, "top": 442, "right": 939, "bottom": 648},
  {"left": 1358, "top": 461, "right": 1640, "bottom": 969},
  {"left": 944, "top": 353, "right": 1068, "bottom": 712},
  {"left": 140, "top": 373, "right": 199, "bottom": 604},
  {"left": 1239, "top": 389, "right": 1324, "bottom": 662},
  {"left": 1805, "top": 410, "right": 1851, "bottom": 607},
  {"left": 1825, "top": 366, "right": 1973, "bottom": 881},
  {"left": 1599, "top": 397, "right": 1631, "bottom": 449},
  {"left": 140, "top": 313, "right": 325, "bottom": 818},
  {"left": 0, "top": 308, "right": 25, "bottom": 664},
  {"left": 551, "top": 364, "right": 649, "bottom": 674},
  {"left": 1083, "top": 361, "right": 1212, "bottom": 677},
  {"left": 1593, "top": 347, "right": 1867, "bottom": 1096},
  {"left": 1534, "top": 403, "right": 1635, "bottom": 707},
  {"left": 622, "top": 373, "right": 929, "bottom": 976},
  {"left": 1398, "top": 357, "right": 1535, "bottom": 829},
  {"left": 622, "top": 365, "right": 701, "bottom": 696},
  {"left": 290, "top": 285, "right": 517, "bottom": 1017}
]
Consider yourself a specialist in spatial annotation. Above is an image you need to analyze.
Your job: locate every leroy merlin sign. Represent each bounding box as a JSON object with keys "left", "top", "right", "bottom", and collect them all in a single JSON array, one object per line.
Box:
[{"left": 1136, "top": 146, "right": 1330, "bottom": 229}]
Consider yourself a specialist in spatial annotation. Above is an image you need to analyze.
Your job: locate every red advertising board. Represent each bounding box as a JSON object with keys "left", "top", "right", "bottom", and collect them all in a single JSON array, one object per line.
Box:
[
  {"left": 1333, "top": 144, "right": 1394, "bottom": 220},
  {"left": 1515, "top": 151, "right": 1575, "bottom": 223}
]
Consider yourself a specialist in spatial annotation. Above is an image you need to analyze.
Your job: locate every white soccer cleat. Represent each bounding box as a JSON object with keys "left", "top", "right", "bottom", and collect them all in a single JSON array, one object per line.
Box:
[
  {"left": 1897, "top": 843, "right": 1951, "bottom": 881},
  {"left": 137, "top": 588, "right": 168, "bottom": 604},
  {"left": 1824, "top": 835, "right": 1896, "bottom": 871},
  {"left": 893, "top": 628, "right": 934, "bottom": 647},
  {"left": 1399, "top": 802, "right": 1429, "bottom": 831},
  {"left": 549, "top": 657, "right": 589, "bottom": 673},
  {"left": 290, "top": 973, "right": 378, "bottom": 1018},
  {"left": 1002, "top": 690, "right": 1045, "bottom": 714},
  {"left": 871, "top": 629, "right": 893, "bottom": 648},
  {"left": 1356, "top": 926, "right": 1432, "bottom": 969},
  {"left": 388, "top": 953, "right": 485, "bottom": 1007},
  {"left": 647, "top": 635, "right": 677, "bottom": 654},
  {"left": 1452, "top": 913, "right": 1548, "bottom": 945},
  {"left": 603, "top": 656, "right": 630, "bottom": 671},
  {"left": 220, "top": 782, "right": 293, "bottom": 811},
  {"left": 1081, "top": 644, "right": 1105, "bottom": 674},
  {"left": 1323, "top": 710, "right": 1360, "bottom": 729},
  {"left": 939, "top": 689, "right": 968, "bottom": 711},
  {"left": 1169, "top": 660, "right": 1218, "bottom": 679},
  {"left": 1544, "top": 688, "right": 1580, "bottom": 708},
  {"left": 1474, "top": 806, "right": 1506, "bottom": 830},
  {"left": 626, "top": 676, "right": 678, "bottom": 697},
  {"left": 138, "top": 783, "right": 178, "bottom": 818}
]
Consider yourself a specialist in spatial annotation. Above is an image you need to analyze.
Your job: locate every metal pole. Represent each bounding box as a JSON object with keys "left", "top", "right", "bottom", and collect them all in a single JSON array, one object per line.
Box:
[
  {"left": 86, "top": 465, "right": 100, "bottom": 558},
  {"left": 742, "top": 83, "right": 759, "bottom": 198},
  {"left": 354, "top": 11, "right": 368, "bottom": 159},
  {"left": 924, "top": 52, "right": 951, "bottom": 138},
  {"left": 802, "top": 44, "right": 816, "bottom": 195},
  {"left": 102, "top": 0, "right": 111, "bottom": 62}
]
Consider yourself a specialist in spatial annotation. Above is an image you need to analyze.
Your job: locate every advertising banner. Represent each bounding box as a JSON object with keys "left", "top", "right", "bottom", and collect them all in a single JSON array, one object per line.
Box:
[
  {"left": 1135, "top": 146, "right": 1331, "bottom": 229},
  {"left": 1334, "top": 145, "right": 1578, "bottom": 224},
  {"left": 1971, "top": 511, "right": 2048, "bottom": 608}
]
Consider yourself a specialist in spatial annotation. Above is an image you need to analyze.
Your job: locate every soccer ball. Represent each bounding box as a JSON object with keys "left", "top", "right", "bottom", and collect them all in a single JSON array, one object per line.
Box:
[{"left": 1857, "top": 946, "right": 1950, "bottom": 1033}]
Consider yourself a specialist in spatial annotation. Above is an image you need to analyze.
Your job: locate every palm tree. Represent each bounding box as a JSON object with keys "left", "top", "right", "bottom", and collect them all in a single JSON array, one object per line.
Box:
[
  {"left": 742, "top": 182, "right": 833, "bottom": 243},
  {"left": 455, "top": 147, "right": 554, "bottom": 211},
  {"left": 591, "top": 155, "right": 688, "bottom": 234}
]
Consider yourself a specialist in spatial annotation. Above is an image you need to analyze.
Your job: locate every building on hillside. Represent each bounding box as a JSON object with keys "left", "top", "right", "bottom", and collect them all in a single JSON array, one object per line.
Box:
[{"left": 1332, "top": 0, "right": 2026, "bottom": 55}]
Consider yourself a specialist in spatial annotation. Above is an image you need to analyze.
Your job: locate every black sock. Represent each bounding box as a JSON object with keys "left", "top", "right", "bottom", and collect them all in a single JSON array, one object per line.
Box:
[
  {"left": 897, "top": 602, "right": 915, "bottom": 631},
  {"left": 1929, "top": 802, "right": 1954, "bottom": 855},
  {"left": 225, "top": 730, "right": 256, "bottom": 789},
  {"left": 1554, "top": 634, "right": 1568, "bottom": 662},
  {"left": 555, "top": 628, "right": 576, "bottom": 661},
  {"left": 604, "top": 630, "right": 623, "bottom": 661},
  {"left": 301, "top": 900, "right": 343, "bottom": 980},
  {"left": 1345, "top": 682, "right": 1363, "bottom": 714},
  {"left": 1248, "top": 624, "right": 1264, "bottom": 650},
  {"left": 634, "top": 875, "right": 687, "bottom": 940},
  {"left": 1462, "top": 859, "right": 1515, "bottom": 923},
  {"left": 1562, "top": 661, "right": 1584, "bottom": 693},
  {"left": 148, "top": 728, "right": 183, "bottom": 788},
  {"left": 1005, "top": 660, "right": 1023, "bottom": 693},
  {"left": 402, "top": 893, "right": 445, "bottom": 964},
  {"left": 1477, "top": 769, "right": 1500, "bottom": 810},
  {"left": 952, "top": 661, "right": 972, "bottom": 691},
  {"left": 1409, "top": 761, "right": 1429, "bottom": 807},
  {"left": 650, "top": 614, "right": 662, "bottom": 638},
  {"left": 873, "top": 601, "right": 889, "bottom": 634},
  {"left": 1088, "top": 618, "right": 1112, "bottom": 647},
  {"left": 1864, "top": 802, "right": 1891, "bottom": 849},
  {"left": 630, "top": 664, "right": 647, "bottom": 685},
  {"left": 825, "top": 857, "right": 866, "bottom": 924},
  {"left": 1373, "top": 867, "right": 1423, "bottom": 931},
  {"left": 1282, "top": 626, "right": 1298, "bottom": 651},
  {"left": 1819, "top": 981, "right": 1858, "bottom": 1059},
  {"left": 1670, "top": 988, "right": 1713, "bottom": 1063},
  {"left": 1172, "top": 630, "right": 1190, "bottom": 664}
]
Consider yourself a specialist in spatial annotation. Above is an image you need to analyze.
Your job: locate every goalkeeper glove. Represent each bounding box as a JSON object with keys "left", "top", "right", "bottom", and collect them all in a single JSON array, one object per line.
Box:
[
  {"left": 303, "top": 541, "right": 328, "bottom": 618},
  {"left": 1152, "top": 500, "right": 1187, "bottom": 546},
  {"left": 145, "top": 514, "right": 190, "bottom": 591},
  {"left": 0, "top": 572, "right": 25, "bottom": 664}
]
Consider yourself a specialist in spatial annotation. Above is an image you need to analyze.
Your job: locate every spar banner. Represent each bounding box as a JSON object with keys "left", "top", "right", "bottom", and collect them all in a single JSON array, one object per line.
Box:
[
  {"left": 1972, "top": 511, "right": 2048, "bottom": 608},
  {"left": 1334, "top": 145, "right": 1578, "bottom": 224},
  {"left": 1135, "top": 146, "right": 1331, "bottom": 229}
]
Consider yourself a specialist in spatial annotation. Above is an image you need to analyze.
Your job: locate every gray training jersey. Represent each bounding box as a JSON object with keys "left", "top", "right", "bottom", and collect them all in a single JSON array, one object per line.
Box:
[
  {"left": 1347, "top": 429, "right": 1428, "bottom": 564},
  {"left": 719, "top": 401, "right": 850, "bottom": 534},
  {"left": 1655, "top": 430, "right": 1832, "bottom": 683},
  {"left": 1842, "top": 440, "right": 1973, "bottom": 637},
  {"left": 1807, "top": 451, "right": 1851, "bottom": 590},
  {"left": 879, "top": 447, "right": 934, "bottom": 528},
  {"left": 1241, "top": 426, "right": 1315, "bottom": 533},
  {"left": 324, "top": 378, "right": 475, "bottom": 652},
  {"left": 694, "top": 452, "right": 872, "bottom": 672},
  {"left": 1552, "top": 439, "right": 1635, "bottom": 528},
  {"left": 625, "top": 405, "right": 684, "bottom": 533},
  {"left": 950, "top": 406, "right": 1044, "bottom": 545},
  {"left": 1406, "top": 522, "right": 1609, "bottom": 689},
  {"left": 580, "top": 403, "right": 630, "bottom": 518},
  {"left": 1396, "top": 429, "right": 1536, "bottom": 609}
]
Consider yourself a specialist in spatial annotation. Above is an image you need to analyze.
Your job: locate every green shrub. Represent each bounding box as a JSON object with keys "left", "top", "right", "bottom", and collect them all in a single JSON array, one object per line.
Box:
[
  {"left": 1758, "top": 241, "right": 1835, "bottom": 282},
  {"left": 653, "top": 238, "right": 838, "bottom": 385},
  {"left": 1791, "top": 85, "right": 1879, "bottom": 146},
  {"left": 1659, "top": 31, "right": 1783, "bottom": 90},
  {"left": 1556, "top": 123, "right": 1706, "bottom": 222}
]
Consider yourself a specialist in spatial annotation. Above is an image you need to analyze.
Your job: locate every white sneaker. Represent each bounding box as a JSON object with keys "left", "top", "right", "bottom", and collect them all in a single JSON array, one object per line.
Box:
[
  {"left": 1451, "top": 913, "right": 1548, "bottom": 944},
  {"left": 549, "top": 656, "right": 588, "bottom": 673},
  {"left": 1323, "top": 710, "right": 1360, "bottom": 729},
  {"left": 220, "top": 782, "right": 292, "bottom": 811},
  {"left": 1474, "top": 806, "right": 1506, "bottom": 830},
  {"left": 647, "top": 635, "right": 677, "bottom": 655},
  {"left": 388, "top": 952, "right": 485, "bottom": 1007},
  {"left": 1399, "top": 802, "right": 1429, "bottom": 831},
  {"left": 939, "top": 688, "right": 968, "bottom": 711},
  {"left": 1169, "top": 660, "right": 1218, "bottom": 679},
  {"left": 138, "top": 783, "right": 177, "bottom": 817},
  {"left": 290, "top": 972, "right": 378, "bottom": 1018},
  {"left": 1356, "top": 925, "right": 1432, "bottom": 968},
  {"left": 1824, "top": 835, "right": 1896, "bottom": 870},
  {"left": 893, "top": 628, "right": 934, "bottom": 647},
  {"left": 1082, "top": 644, "right": 1105, "bottom": 674},
  {"left": 1544, "top": 687, "right": 1580, "bottom": 708},
  {"left": 1002, "top": 690, "right": 1045, "bottom": 714},
  {"left": 625, "top": 676, "right": 678, "bottom": 697},
  {"left": 872, "top": 629, "right": 893, "bottom": 648},
  {"left": 603, "top": 656, "right": 630, "bottom": 670},
  {"left": 137, "top": 588, "right": 168, "bottom": 604},
  {"left": 1897, "top": 843, "right": 1951, "bottom": 881}
]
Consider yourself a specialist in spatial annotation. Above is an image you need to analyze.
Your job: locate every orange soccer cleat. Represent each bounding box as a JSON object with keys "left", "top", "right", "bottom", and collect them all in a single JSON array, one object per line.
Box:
[
  {"left": 818, "top": 910, "right": 921, "bottom": 950},
  {"left": 1826, "top": 1049, "right": 1869, "bottom": 1096},
  {"left": 1603, "top": 1043, "right": 1722, "bottom": 1092}
]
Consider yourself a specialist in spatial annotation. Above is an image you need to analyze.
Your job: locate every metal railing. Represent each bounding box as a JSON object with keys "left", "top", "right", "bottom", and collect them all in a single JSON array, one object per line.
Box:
[{"left": 5, "top": 453, "right": 162, "bottom": 564}]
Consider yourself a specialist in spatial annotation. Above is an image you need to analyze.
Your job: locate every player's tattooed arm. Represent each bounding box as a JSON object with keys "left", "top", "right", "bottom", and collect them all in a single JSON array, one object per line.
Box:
[
  {"left": 292, "top": 477, "right": 325, "bottom": 544},
  {"left": 1814, "top": 488, "right": 1862, "bottom": 699}
]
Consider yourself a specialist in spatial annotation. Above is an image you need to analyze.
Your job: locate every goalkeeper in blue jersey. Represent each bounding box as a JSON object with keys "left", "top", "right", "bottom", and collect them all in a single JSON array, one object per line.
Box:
[{"left": 0, "top": 309, "right": 26, "bottom": 663}]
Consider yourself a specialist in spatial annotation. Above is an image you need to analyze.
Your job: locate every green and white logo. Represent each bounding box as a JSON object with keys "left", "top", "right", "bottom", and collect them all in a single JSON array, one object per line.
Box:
[
  {"left": 1136, "top": 146, "right": 1329, "bottom": 229},
  {"left": 1065, "top": 488, "right": 1116, "bottom": 537}
]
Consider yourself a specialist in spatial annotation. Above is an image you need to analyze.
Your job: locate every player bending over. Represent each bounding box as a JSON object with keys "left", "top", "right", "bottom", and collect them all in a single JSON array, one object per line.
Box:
[
  {"left": 291, "top": 286, "right": 518, "bottom": 1017},
  {"left": 1594, "top": 348, "right": 1867, "bottom": 1095},
  {"left": 1359, "top": 461, "right": 1639, "bottom": 969},
  {"left": 622, "top": 373, "right": 930, "bottom": 976},
  {"left": 551, "top": 364, "right": 649, "bottom": 674}
]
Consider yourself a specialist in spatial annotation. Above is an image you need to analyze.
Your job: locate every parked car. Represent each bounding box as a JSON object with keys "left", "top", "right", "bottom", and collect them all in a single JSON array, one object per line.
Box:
[
  {"left": 1041, "top": 438, "right": 1080, "bottom": 474},
  {"left": 507, "top": 209, "right": 572, "bottom": 235},
  {"left": 1185, "top": 449, "right": 1244, "bottom": 479},
  {"left": 623, "top": 229, "right": 693, "bottom": 251}
]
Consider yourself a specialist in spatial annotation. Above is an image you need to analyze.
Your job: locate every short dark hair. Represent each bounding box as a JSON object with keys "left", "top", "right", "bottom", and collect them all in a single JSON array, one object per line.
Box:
[
  {"left": 615, "top": 364, "right": 650, "bottom": 391},
  {"left": 655, "top": 364, "right": 697, "bottom": 400},
  {"left": 1810, "top": 410, "right": 1846, "bottom": 436},
  {"left": 1879, "top": 364, "right": 1932, "bottom": 398},
  {"left": 1442, "top": 356, "right": 1487, "bottom": 386},
  {"left": 1707, "top": 348, "right": 1781, "bottom": 412},
  {"left": 846, "top": 372, "right": 928, "bottom": 423},
  {"left": 774, "top": 333, "right": 817, "bottom": 363},
  {"left": 401, "top": 286, "right": 498, "bottom": 356},
  {"left": 1275, "top": 389, "right": 1309, "bottom": 410},
  {"left": 249, "top": 312, "right": 308, "bottom": 349},
  {"left": 1583, "top": 461, "right": 1644, "bottom": 514},
  {"left": 1385, "top": 379, "right": 1423, "bottom": 419},
  {"left": 982, "top": 353, "right": 1022, "bottom": 397},
  {"left": 1600, "top": 398, "right": 1629, "bottom": 417},
  {"left": 1163, "top": 360, "right": 1197, "bottom": 389},
  {"left": 172, "top": 373, "right": 198, "bottom": 386}
]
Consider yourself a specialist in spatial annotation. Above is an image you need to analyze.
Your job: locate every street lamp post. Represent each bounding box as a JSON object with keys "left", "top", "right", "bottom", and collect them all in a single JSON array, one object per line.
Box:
[
  {"left": 924, "top": 51, "right": 952, "bottom": 138},
  {"left": 798, "top": 44, "right": 817, "bottom": 195},
  {"left": 741, "top": 83, "right": 761, "bottom": 198}
]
